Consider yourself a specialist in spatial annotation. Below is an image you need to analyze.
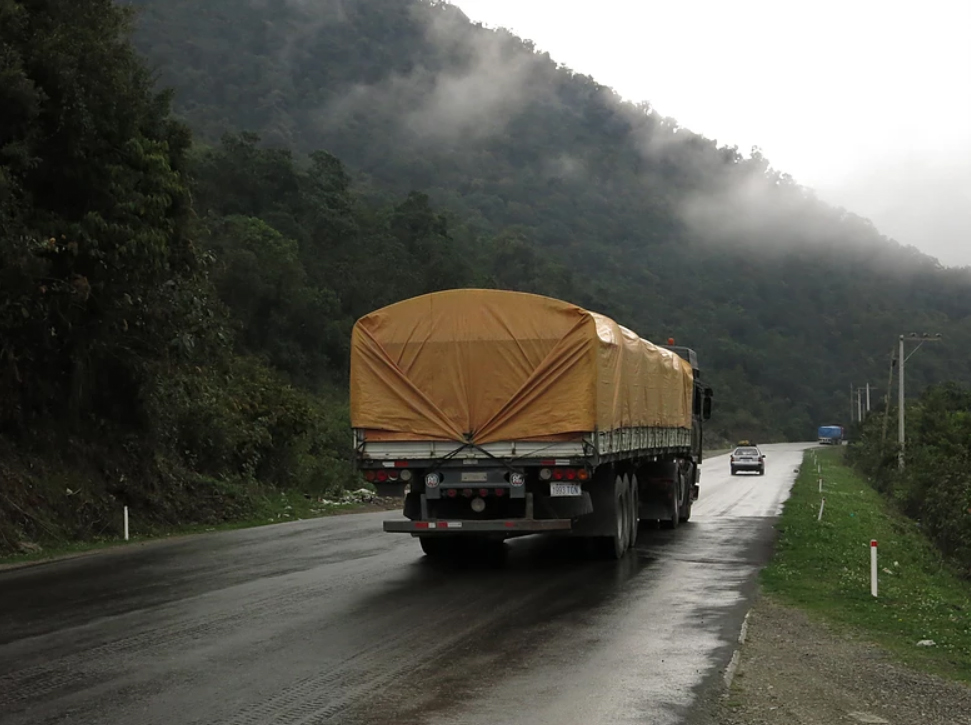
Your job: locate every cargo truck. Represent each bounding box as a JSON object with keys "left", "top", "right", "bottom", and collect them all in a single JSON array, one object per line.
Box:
[
  {"left": 817, "top": 425, "right": 844, "bottom": 445},
  {"left": 351, "top": 289, "right": 713, "bottom": 560}
]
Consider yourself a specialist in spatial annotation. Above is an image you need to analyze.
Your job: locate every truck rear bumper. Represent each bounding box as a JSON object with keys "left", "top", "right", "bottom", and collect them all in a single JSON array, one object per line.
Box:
[{"left": 384, "top": 519, "right": 573, "bottom": 534}]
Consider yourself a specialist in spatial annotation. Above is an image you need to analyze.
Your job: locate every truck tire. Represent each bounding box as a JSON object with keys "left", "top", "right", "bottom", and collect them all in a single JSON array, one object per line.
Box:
[
  {"left": 463, "top": 536, "right": 507, "bottom": 565},
  {"left": 679, "top": 465, "right": 695, "bottom": 523},
  {"left": 419, "top": 536, "right": 448, "bottom": 559},
  {"left": 660, "top": 469, "right": 683, "bottom": 530},
  {"left": 598, "top": 474, "right": 629, "bottom": 560},
  {"left": 627, "top": 474, "right": 639, "bottom": 550}
]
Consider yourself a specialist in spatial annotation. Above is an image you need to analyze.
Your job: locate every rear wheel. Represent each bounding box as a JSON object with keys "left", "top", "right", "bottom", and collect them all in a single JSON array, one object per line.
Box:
[
  {"left": 680, "top": 465, "right": 696, "bottom": 523},
  {"left": 627, "top": 475, "right": 639, "bottom": 550},
  {"left": 464, "top": 536, "right": 507, "bottom": 565},
  {"left": 419, "top": 536, "right": 448, "bottom": 559},
  {"left": 661, "top": 468, "right": 683, "bottom": 530},
  {"left": 598, "top": 474, "right": 628, "bottom": 560}
]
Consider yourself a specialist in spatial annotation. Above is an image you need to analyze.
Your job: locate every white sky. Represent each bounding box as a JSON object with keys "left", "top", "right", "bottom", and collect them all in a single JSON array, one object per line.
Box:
[{"left": 452, "top": 0, "right": 971, "bottom": 267}]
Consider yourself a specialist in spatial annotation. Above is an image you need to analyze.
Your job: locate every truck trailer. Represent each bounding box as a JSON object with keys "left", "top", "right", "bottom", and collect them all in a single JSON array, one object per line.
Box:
[{"left": 351, "top": 289, "right": 713, "bottom": 560}]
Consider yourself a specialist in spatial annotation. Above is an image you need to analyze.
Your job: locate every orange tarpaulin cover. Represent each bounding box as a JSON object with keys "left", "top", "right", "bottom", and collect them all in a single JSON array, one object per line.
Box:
[{"left": 350, "top": 289, "right": 693, "bottom": 444}]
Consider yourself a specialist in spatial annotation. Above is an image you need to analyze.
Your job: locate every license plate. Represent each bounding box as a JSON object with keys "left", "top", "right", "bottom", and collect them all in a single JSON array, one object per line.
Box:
[
  {"left": 550, "top": 483, "right": 582, "bottom": 497},
  {"left": 461, "top": 471, "right": 488, "bottom": 483}
]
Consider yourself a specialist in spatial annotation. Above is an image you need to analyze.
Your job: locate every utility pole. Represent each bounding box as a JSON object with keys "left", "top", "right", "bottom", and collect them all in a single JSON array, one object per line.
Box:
[
  {"left": 897, "top": 333, "right": 943, "bottom": 470},
  {"left": 898, "top": 335, "right": 905, "bottom": 469},
  {"left": 881, "top": 349, "right": 895, "bottom": 448},
  {"left": 853, "top": 385, "right": 872, "bottom": 422},
  {"left": 850, "top": 383, "right": 855, "bottom": 422}
]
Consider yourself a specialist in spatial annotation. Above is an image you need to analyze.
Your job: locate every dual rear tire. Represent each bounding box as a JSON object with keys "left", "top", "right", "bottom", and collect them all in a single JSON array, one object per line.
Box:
[
  {"left": 419, "top": 535, "right": 505, "bottom": 562},
  {"left": 598, "top": 473, "right": 638, "bottom": 560}
]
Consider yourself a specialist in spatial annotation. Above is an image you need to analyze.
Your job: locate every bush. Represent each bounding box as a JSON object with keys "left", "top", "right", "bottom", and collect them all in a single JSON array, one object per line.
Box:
[{"left": 848, "top": 383, "right": 971, "bottom": 575}]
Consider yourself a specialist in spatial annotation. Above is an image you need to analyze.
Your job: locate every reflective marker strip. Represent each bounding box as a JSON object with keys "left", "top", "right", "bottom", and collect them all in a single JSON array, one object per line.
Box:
[
  {"left": 439, "top": 522, "right": 462, "bottom": 529},
  {"left": 414, "top": 522, "right": 436, "bottom": 529}
]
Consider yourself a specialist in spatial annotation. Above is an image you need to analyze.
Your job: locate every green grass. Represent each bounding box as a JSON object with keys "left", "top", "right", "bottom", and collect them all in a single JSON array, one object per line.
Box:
[
  {"left": 0, "top": 490, "right": 384, "bottom": 569},
  {"left": 763, "top": 447, "right": 971, "bottom": 683}
]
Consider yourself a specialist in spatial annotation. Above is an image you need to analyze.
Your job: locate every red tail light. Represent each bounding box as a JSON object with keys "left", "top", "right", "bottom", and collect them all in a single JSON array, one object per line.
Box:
[
  {"left": 565, "top": 469, "right": 577, "bottom": 480},
  {"left": 552, "top": 469, "right": 564, "bottom": 480},
  {"left": 364, "top": 470, "right": 376, "bottom": 482},
  {"left": 446, "top": 488, "right": 457, "bottom": 498},
  {"left": 479, "top": 488, "right": 489, "bottom": 498},
  {"left": 376, "top": 470, "right": 389, "bottom": 482},
  {"left": 495, "top": 488, "right": 505, "bottom": 497}
]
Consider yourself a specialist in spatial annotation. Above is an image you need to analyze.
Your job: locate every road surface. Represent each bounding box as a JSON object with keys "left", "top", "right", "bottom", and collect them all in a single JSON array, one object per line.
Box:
[{"left": 0, "top": 443, "right": 810, "bottom": 725}]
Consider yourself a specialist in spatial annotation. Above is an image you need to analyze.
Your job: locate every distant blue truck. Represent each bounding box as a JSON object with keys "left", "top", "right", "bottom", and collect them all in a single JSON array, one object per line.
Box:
[{"left": 817, "top": 425, "right": 844, "bottom": 445}]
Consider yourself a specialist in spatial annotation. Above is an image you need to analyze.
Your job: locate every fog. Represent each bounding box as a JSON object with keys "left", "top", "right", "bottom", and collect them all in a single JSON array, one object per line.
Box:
[
  {"left": 316, "top": 4, "right": 548, "bottom": 146},
  {"left": 450, "top": 0, "right": 971, "bottom": 268},
  {"left": 239, "top": 0, "right": 968, "bottom": 272}
]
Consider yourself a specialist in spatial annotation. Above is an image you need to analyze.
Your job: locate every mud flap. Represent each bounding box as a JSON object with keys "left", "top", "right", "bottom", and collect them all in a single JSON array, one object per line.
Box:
[{"left": 570, "top": 467, "right": 618, "bottom": 537}]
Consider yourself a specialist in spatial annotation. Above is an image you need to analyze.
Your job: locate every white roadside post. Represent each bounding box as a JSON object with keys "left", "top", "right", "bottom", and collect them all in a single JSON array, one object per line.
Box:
[
  {"left": 818, "top": 477, "right": 823, "bottom": 493},
  {"left": 124, "top": 506, "right": 129, "bottom": 541},
  {"left": 870, "top": 540, "right": 878, "bottom": 597},
  {"left": 817, "top": 498, "right": 825, "bottom": 522}
]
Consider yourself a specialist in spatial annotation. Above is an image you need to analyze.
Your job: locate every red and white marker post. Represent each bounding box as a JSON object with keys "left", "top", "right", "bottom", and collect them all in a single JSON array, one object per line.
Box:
[{"left": 870, "top": 540, "right": 878, "bottom": 597}]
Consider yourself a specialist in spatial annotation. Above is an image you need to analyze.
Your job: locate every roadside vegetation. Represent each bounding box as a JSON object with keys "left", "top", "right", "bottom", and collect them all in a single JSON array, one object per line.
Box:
[
  {"left": 762, "top": 446, "right": 971, "bottom": 683},
  {"left": 847, "top": 383, "right": 971, "bottom": 576}
]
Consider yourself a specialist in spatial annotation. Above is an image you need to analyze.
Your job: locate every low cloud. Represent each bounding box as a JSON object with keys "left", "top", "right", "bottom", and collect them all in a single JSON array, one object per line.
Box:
[{"left": 316, "top": 4, "right": 550, "bottom": 146}]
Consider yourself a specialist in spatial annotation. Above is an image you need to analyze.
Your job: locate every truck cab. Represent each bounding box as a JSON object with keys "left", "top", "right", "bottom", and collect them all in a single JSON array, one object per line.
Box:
[{"left": 660, "top": 341, "right": 714, "bottom": 464}]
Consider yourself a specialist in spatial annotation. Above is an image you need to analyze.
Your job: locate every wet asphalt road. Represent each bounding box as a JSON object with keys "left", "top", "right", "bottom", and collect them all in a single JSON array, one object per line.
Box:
[{"left": 0, "top": 443, "right": 811, "bottom": 725}]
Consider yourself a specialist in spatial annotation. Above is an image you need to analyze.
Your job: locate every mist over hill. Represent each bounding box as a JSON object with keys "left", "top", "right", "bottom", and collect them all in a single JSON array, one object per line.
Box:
[{"left": 127, "top": 0, "right": 971, "bottom": 441}]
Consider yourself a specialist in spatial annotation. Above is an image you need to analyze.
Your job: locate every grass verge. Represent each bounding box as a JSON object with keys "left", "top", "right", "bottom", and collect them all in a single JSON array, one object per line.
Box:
[
  {"left": 762, "top": 447, "right": 971, "bottom": 683},
  {"left": 0, "top": 490, "right": 397, "bottom": 569}
]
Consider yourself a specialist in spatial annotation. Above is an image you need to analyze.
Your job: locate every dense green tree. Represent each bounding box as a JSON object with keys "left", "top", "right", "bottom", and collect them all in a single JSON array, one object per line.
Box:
[
  {"left": 0, "top": 0, "right": 200, "bottom": 429},
  {"left": 0, "top": 0, "right": 356, "bottom": 553}
]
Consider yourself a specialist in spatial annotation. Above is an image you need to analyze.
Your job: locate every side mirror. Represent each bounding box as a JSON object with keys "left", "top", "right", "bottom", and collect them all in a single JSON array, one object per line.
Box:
[{"left": 702, "top": 388, "right": 713, "bottom": 420}]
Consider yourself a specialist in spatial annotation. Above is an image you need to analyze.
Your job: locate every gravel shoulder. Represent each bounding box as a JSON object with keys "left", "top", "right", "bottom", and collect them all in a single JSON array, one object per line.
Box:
[{"left": 717, "top": 594, "right": 971, "bottom": 725}]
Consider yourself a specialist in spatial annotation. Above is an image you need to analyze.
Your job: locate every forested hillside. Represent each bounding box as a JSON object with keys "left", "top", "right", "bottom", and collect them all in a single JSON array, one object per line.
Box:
[
  {"left": 2, "top": 0, "right": 970, "bottom": 553},
  {"left": 127, "top": 0, "right": 971, "bottom": 439}
]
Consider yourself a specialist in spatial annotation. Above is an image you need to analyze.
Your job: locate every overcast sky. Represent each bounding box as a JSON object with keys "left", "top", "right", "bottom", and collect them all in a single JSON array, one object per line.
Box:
[{"left": 452, "top": 0, "right": 971, "bottom": 267}]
